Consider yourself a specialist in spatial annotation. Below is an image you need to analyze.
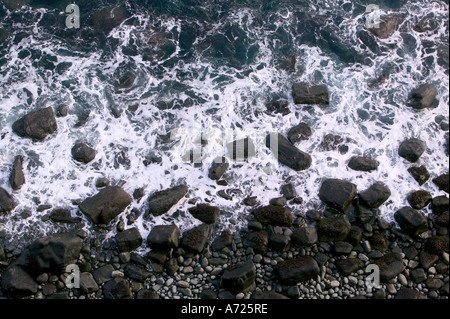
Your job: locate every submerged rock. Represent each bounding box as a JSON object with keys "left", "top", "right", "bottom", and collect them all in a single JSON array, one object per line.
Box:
[
  {"left": 292, "top": 83, "right": 329, "bottom": 105},
  {"left": 266, "top": 133, "right": 312, "bottom": 171},
  {"left": 407, "top": 84, "right": 438, "bottom": 109},
  {"left": 367, "top": 14, "right": 404, "bottom": 39},
  {"left": 0, "top": 187, "right": 16, "bottom": 213},
  {"left": 146, "top": 185, "right": 188, "bottom": 217},
  {"left": 12, "top": 107, "right": 57, "bottom": 140},
  {"left": 9, "top": 155, "right": 25, "bottom": 190},
  {"left": 287, "top": 123, "right": 312, "bottom": 144},
  {"left": 208, "top": 157, "right": 229, "bottom": 180},
  {"left": 408, "top": 165, "right": 430, "bottom": 186},
  {"left": 71, "top": 142, "right": 96, "bottom": 164},
  {"left": 398, "top": 138, "right": 426, "bottom": 163}
]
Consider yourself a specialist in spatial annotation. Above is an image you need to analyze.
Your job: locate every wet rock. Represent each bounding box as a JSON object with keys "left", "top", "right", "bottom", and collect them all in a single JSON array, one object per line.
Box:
[
  {"left": 211, "top": 229, "right": 233, "bottom": 252},
  {"left": 425, "top": 236, "right": 449, "bottom": 255},
  {"left": 435, "top": 211, "right": 449, "bottom": 228},
  {"left": 276, "top": 256, "right": 320, "bottom": 285},
  {"left": 181, "top": 224, "right": 211, "bottom": 254},
  {"left": 0, "top": 265, "right": 38, "bottom": 298},
  {"left": 394, "top": 287, "right": 426, "bottom": 299},
  {"left": 56, "top": 105, "right": 68, "bottom": 117},
  {"left": 292, "top": 83, "right": 329, "bottom": 105},
  {"left": 9, "top": 156, "right": 25, "bottom": 190},
  {"left": 78, "top": 272, "right": 99, "bottom": 295},
  {"left": 433, "top": 173, "right": 449, "bottom": 193},
  {"left": 251, "top": 291, "right": 289, "bottom": 299},
  {"left": 291, "top": 227, "right": 318, "bottom": 246},
  {"left": 114, "top": 71, "right": 135, "bottom": 91},
  {"left": 146, "top": 185, "right": 188, "bottom": 217},
  {"left": 3, "top": 0, "right": 30, "bottom": 10},
  {"left": 336, "top": 258, "right": 365, "bottom": 276},
  {"left": 244, "top": 231, "right": 269, "bottom": 255},
  {"left": 398, "top": 138, "right": 426, "bottom": 163},
  {"left": 408, "top": 165, "right": 430, "bottom": 186},
  {"left": 431, "top": 196, "right": 449, "bottom": 215},
  {"left": 369, "top": 234, "right": 389, "bottom": 252},
  {"left": 123, "top": 264, "right": 152, "bottom": 282},
  {"left": 266, "top": 133, "right": 312, "bottom": 171},
  {"left": 96, "top": 177, "right": 110, "bottom": 188},
  {"left": 0, "top": 187, "right": 16, "bottom": 213},
  {"left": 358, "top": 182, "right": 391, "bottom": 208},
  {"left": 243, "top": 196, "right": 258, "bottom": 206},
  {"left": 102, "top": 278, "right": 132, "bottom": 299},
  {"left": 318, "top": 134, "right": 346, "bottom": 152},
  {"left": 317, "top": 215, "right": 351, "bottom": 242},
  {"left": 136, "top": 289, "right": 160, "bottom": 299},
  {"left": 265, "top": 99, "right": 290, "bottom": 115},
  {"left": 221, "top": 259, "right": 256, "bottom": 294},
  {"left": 280, "top": 183, "right": 297, "bottom": 200},
  {"left": 413, "top": 17, "right": 439, "bottom": 33},
  {"left": 12, "top": 107, "right": 57, "bottom": 140},
  {"left": 407, "top": 190, "right": 432, "bottom": 209},
  {"left": 319, "top": 179, "right": 357, "bottom": 212},
  {"left": 334, "top": 241, "right": 353, "bottom": 254},
  {"left": 147, "top": 225, "right": 180, "bottom": 250},
  {"left": 420, "top": 251, "right": 439, "bottom": 270},
  {"left": 115, "top": 227, "right": 142, "bottom": 252},
  {"left": 93, "top": 265, "right": 115, "bottom": 285},
  {"left": 251, "top": 205, "right": 293, "bottom": 227},
  {"left": 71, "top": 142, "right": 96, "bottom": 164},
  {"left": 411, "top": 268, "right": 427, "bottom": 283},
  {"left": 90, "top": 5, "right": 131, "bottom": 34},
  {"left": 287, "top": 123, "right": 312, "bottom": 144},
  {"left": 367, "top": 14, "right": 404, "bottom": 39},
  {"left": 188, "top": 204, "right": 220, "bottom": 224},
  {"left": 347, "top": 156, "right": 379, "bottom": 172},
  {"left": 79, "top": 186, "right": 132, "bottom": 224},
  {"left": 372, "top": 253, "right": 405, "bottom": 281},
  {"left": 269, "top": 197, "right": 287, "bottom": 206},
  {"left": 208, "top": 157, "right": 229, "bottom": 180},
  {"left": 268, "top": 234, "right": 291, "bottom": 253},
  {"left": 49, "top": 208, "right": 82, "bottom": 224},
  {"left": 407, "top": 84, "right": 438, "bottom": 109},
  {"left": 394, "top": 207, "right": 428, "bottom": 236},
  {"left": 306, "top": 210, "right": 321, "bottom": 223}
]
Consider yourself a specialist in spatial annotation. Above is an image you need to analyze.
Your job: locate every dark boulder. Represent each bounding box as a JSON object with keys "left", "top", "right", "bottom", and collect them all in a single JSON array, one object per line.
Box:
[
  {"left": 147, "top": 225, "right": 180, "bottom": 250},
  {"left": 78, "top": 272, "right": 99, "bottom": 295},
  {"left": 115, "top": 227, "right": 142, "bottom": 252},
  {"left": 9, "top": 155, "right": 25, "bottom": 190},
  {"left": 407, "top": 84, "right": 438, "bottom": 109},
  {"left": 317, "top": 215, "right": 351, "bottom": 242},
  {"left": 268, "top": 234, "right": 291, "bottom": 253},
  {"left": 266, "top": 133, "right": 312, "bottom": 171},
  {"left": 433, "top": 173, "right": 449, "bottom": 193},
  {"left": 211, "top": 229, "right": 233, "bottom": 252},
  {"left": 1, "top": 265, "right": 38, "bottom": 298},
  {"left": 276, "top": 256, "right": 320, "bottom": 285},
  {"left": 336, "top": 258, "right": 364, "bottom": 276},
  {"left": 291, "top": 227, "right": 318, "bottom": 246},
  {"left": 221, "top": 259, "right": 256, "bottom": 294},
  {"left": 372, "top": 253, "right": 405, "bottom": 281},
  {"left": 394, "top": 207, "right": 428, "bottom": 236},
  {"left": 431, "top": 196, "right": 449, "bottom": 215},
  {"left": 251, "top": 205, "right": 293, "bottom": 227},
  {"left": 369, "top": 234, "right": 389, "bottom": 252},
  {"left": 394, "top": 287, "right": 426, "bottom": 299},
  {"left": 12, "top": 107, "right": 57, "bottom": 140},
  {"left": 420, "top": 251, "right": 439, "bottom": 270},
  {"left": 358, "top": 182, "right": 391, "bottom": 208},
  {"left": 287, "top": 123, "right": 312, "bottom": 144},
  {"left": 334, "top": 241, "right": 353, "bottom": 254},
  {"left": 0, "top": 187, "right": 16, "bottom": 213},
  {"left": 180, "top": 224, "right": 211, "bottom": 254},
  {"left": 146, "top": 185, "right": 188, "bottom": 217},
  {"left": 319, "top": 179, "right": 357, "bottom": 212},
  {"left": 424, "top": 236, "right": 449, "bottom": 255},
  {"left": 244, "top": 231, "right": 268, "bottom": 255},
  {"left": 79, "top": 186, "right": 131, "bottom": 224},
  {"left": 123, "top": 264, "right": 152, "bottom": 282},
  {"left": 188, "top": 204, "right": 220, "bottom": 224},
  {"left": 280, "top": 183, "right": 297, "bottom": 200},
  {"left": 92, "top": 264, "right": 114, "bottom": 285},
  {"left": 49, "top": 208, "right": 82, "bottom": 224},
  {"left": 347, "top": 156, "right": 379, "bottom": 172},
  {"left": 251, "top": 291, "right": 289, "bottom": 299},
  {"left": 367, "top": 14, "right": 404, "bottom": 39},
  {"left": 102, "top": 278, "right": 132, "bottom": 299},
  {"left": 398, "top": 138, "right": 426, "bottom": 163},
  {"left": 292, "top": 83, "right": 329, "bottom": 105},
  {"left": 208, "top": 157, "right": 229, "bottom": 180},
  {"left": 407, "top": 190, "right": 432, "bottom": 209},
  {"left": 265, "top": 99, "right": 290, "bottom": 115},
  {"left": 71, "top": 142, "right": 96, "bottom": 164},
  {"left": 407, "top": 165, "right": 430, "bottom": 186},
  {"left": 136, "top": 289, "right": 160, "bottom": 299}
]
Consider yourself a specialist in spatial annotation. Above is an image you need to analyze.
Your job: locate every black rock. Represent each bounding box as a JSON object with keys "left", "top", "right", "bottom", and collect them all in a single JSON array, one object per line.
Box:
[
  {"left": 269, "top": 197, "right": 287, "bottom": 206},
  {"left": 243, "top": 196, "right": 258, "bottom": 206},
  {"left": 411, "top": 268, "right": 427, "bottom": 283},
  {"left": 348, "top": 156, "right": 379, "bottom": 172},
  {"left": 333, "top": 241, "right": 353, "bottom": 254},
  {"left": 287, "top": 123, "right": 312, "bottom": 144},
  {"left": 102, "top": 278, "right": 132, "bottom": 299},
  {"left": 0, "top": 187, "right": 16, "bottom": 213},
  {"left": 292, "top": 83, "right": 329, "bottom": 105},
  {"left": 96, "top": 178, "right": 110, "bottom": 188},
  {"left": 407, "top": 190, "right": 432, "bottom": 209},
  {"left": 433, "top": 173, "right": 449, "bottom": 193},
  {"left": 435, "top": 211, "right": 449, "bottom": 227},
  {"left": 146, "top": 185, "right": 188, "bottom": 217},
  {"left": 79, "top": 186, "right": 132, "bottom": 224},
  {"left": 424, "top": 236, "right": 449, "bottom": 255},
  {"left": 0, "top": 265, "right": 38, "bottom": 298},
  {"left": 92, "top": 264, "right": 114, "bottom": 285},
  {"left": 188, "top": 204, "right": 220, "bottom": 224},
  {"left": 199, "top": 289, "right": 217, "bottom": 300},
  {"left": 71, "top": 142, "right": 96, "bottom": 164},
  {"left": 211, "top": 229, "right": 233, "bottom": 252},
  {"left": 369, "top": 234, "right": 389, "bottom": 252},
  {"left": 0, "top": 246, "right": 5, "bottom": 262},
  {"left": 373, "top": 253, "right": 405, "bottom": 281},
  {"left": 123, "top": 264, "right": 152, "bottom": 282},
  {"left": 367, "top": 14, "right": 404, "bottom": 39},
  {"left": 180, "top": 224, "right": 211, "bottom": 254},
  {"left": 394, "top": 287, "right": 426, "bottom": 299},
  {"left": 420, "top": 251, "right": 439, "bottom": 270},
  {"left": 251, "top": 205, "right": 293, "bottom": 227},
  {"left": 251, "top": 291, "right": 289, "bottom": 299},
  {"left": 208, "top": 157, "right": 229, "bottom": 180},
  {"left": 244, "top": 231, "right": 268, "bottom": 255},
  {"left": 115, "top": 227, "right": 142, "bottom": 252},
  {"left": 268, "top": 234, "right": 291, "bottom": 253},
  {"left": 291, "top": 227, "right": 318, "bottom": 246},
  {"left": 9, "top": 155, "right": 25, "bottom": 190},
  {"left": 305, "top": 210, "right": 321, "bottom": 223},
  {"left": 408, "top": 166, "right": 430, "bottom": 186},
  {"left": 407, "top": 84, "right": 438, "bottom": 109},
  {"left": 281, "top": 183, "right": 297, "bottom": 200},
  {"left": 318, "top": 179, "right": 357, "bottom": 212},
  {"left": 276, "top": 256, "right": 320, "bottom": 285},
  {"left": 266, "top": 133, "right": 312, "bottom": 171},
  {"left": 336, "top": 258, "right": 365, "bottom": 276},
  {"left": 398, "top": 138, "right": 426, "bottom": 163},
  {"left": 317, "top": 215, "right": 351, "bottom": 242},
  {"left": 358, "top": 182, "right": 391, "bottom": 208},
  {"left": 221, "top": 259, "right": 256, "bottom": 294},
  {"left": 49, "top": 208, "right": 82, "bottom": 224},
  {"left": 394, "top": 207, "right": 428, "bottom": 236},
  {"left": 12, "top": 107, "right": 57, "bottom": 140},
  {"left": 136, "top": 289, "right": 160, "bottom": 299},
  {"left": 147, "top": 225, "right": 180, "bottom": 250},
  {"left": 78, "top": 272, "right": 99, "bottom": 295}
]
